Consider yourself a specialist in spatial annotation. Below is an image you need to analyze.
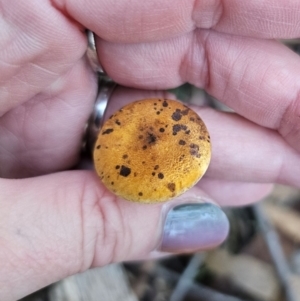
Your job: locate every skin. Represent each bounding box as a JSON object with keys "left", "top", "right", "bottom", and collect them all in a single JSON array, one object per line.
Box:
[{"left": 1, "top": 0, "right": 300, "bottom": 299}]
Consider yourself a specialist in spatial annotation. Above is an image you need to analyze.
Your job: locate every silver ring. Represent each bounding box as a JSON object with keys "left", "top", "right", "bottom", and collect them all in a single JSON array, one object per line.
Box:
[
  {"left": 84, "top": 77, "right": 117, "bottom": 155},
  {"left": 86, "top": 31, "right": 106, "bottom": 75},
  {"left": 83, "top": 31, "right": 117, "bottom": 155}
]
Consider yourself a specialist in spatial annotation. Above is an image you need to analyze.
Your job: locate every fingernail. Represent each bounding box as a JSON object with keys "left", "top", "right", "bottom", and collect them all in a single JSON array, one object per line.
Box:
[{"left": 159, "top": 203, "right": 229, "bottom": 253}]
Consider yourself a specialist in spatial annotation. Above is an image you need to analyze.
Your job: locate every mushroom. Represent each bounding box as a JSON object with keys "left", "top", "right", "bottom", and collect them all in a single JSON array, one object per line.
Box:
[{"left": 93, "top": 98, "right": 211, "bottom": 203}]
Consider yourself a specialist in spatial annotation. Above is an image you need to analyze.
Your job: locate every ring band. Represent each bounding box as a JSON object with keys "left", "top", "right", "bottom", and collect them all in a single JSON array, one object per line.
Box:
[
  {"left": 86, "top": 30, "right": 106, "bottom": 75},
  {"left": 83, "top": 31, "right": 117, "bottom": 155},
  {"left": 84, "top": 77, "right": 117, "bottom": 155}
]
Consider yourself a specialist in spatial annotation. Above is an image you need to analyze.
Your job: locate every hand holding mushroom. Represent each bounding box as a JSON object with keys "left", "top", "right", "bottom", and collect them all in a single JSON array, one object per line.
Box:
[{"left": 1, "top": 0, "right": 300, "bottom": 300}]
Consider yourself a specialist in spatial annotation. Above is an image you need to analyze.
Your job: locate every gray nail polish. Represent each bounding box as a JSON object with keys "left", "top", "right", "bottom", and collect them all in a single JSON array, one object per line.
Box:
[{"left": 160, "top": 203, "right": 229, "bottom": 253}]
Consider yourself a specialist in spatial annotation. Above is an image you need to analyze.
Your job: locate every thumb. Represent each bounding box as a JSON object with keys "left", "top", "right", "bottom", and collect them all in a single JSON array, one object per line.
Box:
[{"left": 0, "top": 171, "right": 229, "bottom": 301}]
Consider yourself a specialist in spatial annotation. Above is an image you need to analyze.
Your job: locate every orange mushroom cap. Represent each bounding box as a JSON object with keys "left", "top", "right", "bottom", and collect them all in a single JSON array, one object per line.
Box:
[{"left": 93, "top": 98, "right": 211, "bottom": 203}]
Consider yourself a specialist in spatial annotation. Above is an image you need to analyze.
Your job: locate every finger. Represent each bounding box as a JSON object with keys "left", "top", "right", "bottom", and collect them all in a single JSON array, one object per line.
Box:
[
  {"left": 0, "top": 171, "right": 229, "bottom": 300},
  {"left": 197, "top": 108, "right": 300, "bottom": 187},
  {"left": 100, "top": 96, "right": 300, "bottom": 188},
  {"left": 0, "top": 0, "right": 86, "bottom": 115},
  {"left": 0, "top": 85, "right": 174, "bottom": 178},
  {"left": 74, "top": 158, "right": 273, "bottom": 207},
  {"left": 79, "top": 98, "right": 300, "bottom": 188},
  {"left": 2, "top": 84, "right": 300, "bottom": 189},
  {"left": 97, "top": 95, "right": 300, "bottom": 188},
  {"left": 62, "top": 0, "right": 300, "bottom": 42},
  {"left": 0, "top": 59, "right": 97, "bottom": 178},
  {"left": 98, "top": 31, "right": 300, "bottom": 152},
  {"left": 198, "top": 179, "right": 273, "bottom": 207}
]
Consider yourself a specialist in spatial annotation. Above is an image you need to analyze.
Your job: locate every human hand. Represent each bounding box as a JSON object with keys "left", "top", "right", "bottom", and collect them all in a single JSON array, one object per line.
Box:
[{"left": 1, "top": 0, "right": 300, "bottom": 300}]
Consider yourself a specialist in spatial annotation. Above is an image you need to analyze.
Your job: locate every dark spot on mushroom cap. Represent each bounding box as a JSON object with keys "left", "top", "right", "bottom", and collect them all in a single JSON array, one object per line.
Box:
[
  {"left": 185, "top": 130, "right": 190, "bottom": 135},
  {"left": 96, "top": 145, "right": 101, "bottom": 149},
  {"left": 190, "top": 117, "right": 195, "bottom": 122},
  {"left": 138, "top": 135, "right": 143, "bottom": 139},
  {"left": 172, "top": 124, "right": 181, "bottom": 135},
  {"left": 173, "top": 124, "right": 187, "bottom": 135},
  {"left": 190, "top": 143, "right": 199, "bottom": 150},
  {"left": 156, "top": 111, "right": 160, "bottom": 115},
  {"left": 123, "top": 154, "right": 128, "bottom": 159},
  {"left": 190, "top": 143, "right": 201, "bottom": 158},
  {"left": 167, "top": 183, "right": 176, "bottom": 192},
  {"left": 158, "top": 172, "right": 164, "bottom": 179},
  {"left": 102, "top": 128, "right": 114, "bottom": 135},
  {"left": 159, "top": 128, "right": 165, "bottom": 133},
  {"left": 111, "top": 182, "right": 114, "bottom": 185},
  {"left": 181, "top": 108, "right": 189, "bottom": 115},
  {"left": 143, "top": 145, "right": 147, "bottom": 150},
  {"left": 172, "top": 109, "right": 182, "bottom": 121},
  {"left": 171, "top": 107, "right": 190, "bottom": 121},
  {"left": 152, "top": 172, "right": 155, "bottom": 176},
  {"left": 115, "top": 119, "right": 121, "bottom": 125},
  {"left": 120, "top": 165, "right": 131, "bottom": 177},
  {"left": 162, "top": 100, "right": 168, "bottom": 107},
  {"left": 154, "top": 165, "right": 159, "bottom": 170},
  {"left": 138, "top": 192, "right": 143, "bottom": 196},
  {"left": 115, "top": 165, "right": 120, "bottom": 169},
  {"left": 179, "top": 140, "right": 186, "bottom": 145},
  {"left": 147, "top": 132, "right": 157, "bottom": 144}
]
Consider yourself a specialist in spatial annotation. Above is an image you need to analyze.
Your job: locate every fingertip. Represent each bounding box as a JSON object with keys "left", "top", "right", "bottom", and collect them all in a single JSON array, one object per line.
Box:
[{"left": 157, "top": 192, "right": 229, "bottom": 254}]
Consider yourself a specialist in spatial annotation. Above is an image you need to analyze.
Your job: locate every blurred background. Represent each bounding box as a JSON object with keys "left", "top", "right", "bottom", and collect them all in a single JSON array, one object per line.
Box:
[{"left": 21, "top": 39, "right": 300, "bottom": 301}]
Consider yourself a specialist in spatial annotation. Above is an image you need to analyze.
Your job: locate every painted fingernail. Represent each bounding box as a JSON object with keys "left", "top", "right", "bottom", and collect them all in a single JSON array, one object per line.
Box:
[{"left": 160, "top": 203, "right": 229, "bottom": 253}]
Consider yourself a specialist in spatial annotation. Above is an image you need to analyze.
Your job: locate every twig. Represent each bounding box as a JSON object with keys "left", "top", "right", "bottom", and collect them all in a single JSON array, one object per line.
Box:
[
  {"left": 253, "top": 203, "right": 297, "bottom": 301},
  {"left": 170, "top": 253, "right": 205, "bottom": 301},
  {"left": 157, "top": 265, "right": 252, "bottom": 301}
]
